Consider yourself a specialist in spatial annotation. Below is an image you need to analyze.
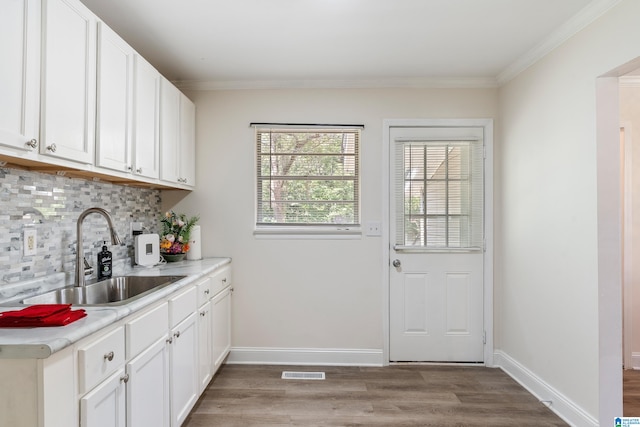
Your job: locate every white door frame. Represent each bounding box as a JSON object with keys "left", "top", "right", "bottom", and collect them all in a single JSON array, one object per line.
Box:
[
  {"left": 381, "top": 118, "right": 494, "bottom": 366},
  {"left": 621, "top": 121, "right": 633, "bottom": 370}
]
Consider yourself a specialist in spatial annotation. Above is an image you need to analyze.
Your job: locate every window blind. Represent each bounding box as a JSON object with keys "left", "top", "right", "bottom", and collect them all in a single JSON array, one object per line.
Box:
[
  {"left": 256, "top": 127, "right": 360, "bottom": 227},
  {"left": 395, "top": 139, "right": 483, "bottom": 250}
]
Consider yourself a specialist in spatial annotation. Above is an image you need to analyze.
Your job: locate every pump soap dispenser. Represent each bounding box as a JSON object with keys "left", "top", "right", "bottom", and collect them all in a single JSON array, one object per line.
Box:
[{"left": 97, "top": 241, "right": 112, "bottom": 280}]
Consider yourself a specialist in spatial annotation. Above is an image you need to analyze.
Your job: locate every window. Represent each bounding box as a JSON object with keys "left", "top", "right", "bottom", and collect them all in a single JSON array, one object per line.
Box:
[
  {"left": 255, "top": 126, "right": 360, "bottom": 230},
  {"left": 395, "top": 139, "right": 483, "bottom": 250}
]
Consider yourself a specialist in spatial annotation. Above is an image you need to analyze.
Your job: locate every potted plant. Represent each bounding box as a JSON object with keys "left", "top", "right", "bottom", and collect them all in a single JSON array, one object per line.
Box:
[{"left": 160, "top": 210, "right": 200, "bottom": 262}]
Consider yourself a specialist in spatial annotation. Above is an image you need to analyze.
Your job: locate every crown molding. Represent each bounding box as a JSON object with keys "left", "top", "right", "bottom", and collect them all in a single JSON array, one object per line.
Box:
[
  {"left": 174, "top": 76, "right": 499, "bottom": 91},
  {"left": 497, "top": 0, "right": 622, "bottom": 85}
]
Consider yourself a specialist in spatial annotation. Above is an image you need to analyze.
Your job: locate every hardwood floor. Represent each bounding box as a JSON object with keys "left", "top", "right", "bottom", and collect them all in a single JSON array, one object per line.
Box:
[
  {"left": 184, "top": 364, "right": 568, "bottom": 426},
  {"left": 625, "top": 369, "right": 640, "bottom": 416}
]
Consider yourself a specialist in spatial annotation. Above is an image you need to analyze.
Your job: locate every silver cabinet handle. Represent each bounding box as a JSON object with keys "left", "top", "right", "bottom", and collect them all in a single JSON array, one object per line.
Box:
[
  {"left": 166, "top": 337, "right": 173, "bottom": 344},
  {"left": 25, "top": 139, "right": 38, "bottom": 149},
  {"left": 104, "top": 351, "right": 114, "bottom": 362},
  {"left": 222, "top": 278, "right": 227, "bottom": 284},
  {"left": 46, "top": 143, "right": 57, "bottom": 153},
  {"left": 120, "top": 373, "right": 129, "bottom": 384},
  {"left": 174, "top": 331, "right": 180, "bottom": 338},
  {"left": 200, "top": 311, "right": 206, "bottom": 317},
  {"left": 136, "top": 168, "right": 142, "bottom": 174},
  {"left": 204, "top": 289, "right": 210, "bottom": 295},
  {"left": 392, "top": 259, "right": 401, "bottom": 268}
]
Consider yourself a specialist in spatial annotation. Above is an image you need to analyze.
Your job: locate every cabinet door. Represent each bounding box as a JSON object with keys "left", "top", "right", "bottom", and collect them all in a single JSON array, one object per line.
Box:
[
  {"left": 179, "top": 93, "right": 196, "bottom": 186},
  {"left": 95, "top": 22, "right": 133, "bottom": 173},
  {"left": 0, "top": 0, "right": 40, "bottom": 152},
  {"left": 160, "top": 78, "right": 181, "bottom": 184},
  {"left": 133, "top": 55, "right": 160, "bottom": 179},
  {"left": 211, "top": 287, "right": 232, "bottom": 371},
  {"left": 41, "top": 0, "right": 96, "bottom": 163},
  {"left": 80, "top": 368, "right": 126, "bottom": 427},
  {"left": 127, "top": 336, "right": 171, "bottom": 427},
  {"left": 170, "top": 311, "right": 198, "bottom": 427},
  {"left": 198, "top": 301, "right": 212, "bottom": 393}
]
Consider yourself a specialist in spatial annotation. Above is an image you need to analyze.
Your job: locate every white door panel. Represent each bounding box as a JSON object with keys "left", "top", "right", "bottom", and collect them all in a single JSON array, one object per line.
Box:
[{"left": 389, "top": 125, "right": 485, "bottom": 362}]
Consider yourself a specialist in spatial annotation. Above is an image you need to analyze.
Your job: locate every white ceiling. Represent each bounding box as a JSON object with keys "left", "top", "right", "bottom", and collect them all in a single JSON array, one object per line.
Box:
[{"left": 78, "top": 0, "right": 618, "bottom": 89}]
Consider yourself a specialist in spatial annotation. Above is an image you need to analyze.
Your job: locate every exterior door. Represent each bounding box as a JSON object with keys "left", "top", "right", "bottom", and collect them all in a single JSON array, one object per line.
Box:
[{"left": 389, "top": 125, "right": 485, "bottom": 362}]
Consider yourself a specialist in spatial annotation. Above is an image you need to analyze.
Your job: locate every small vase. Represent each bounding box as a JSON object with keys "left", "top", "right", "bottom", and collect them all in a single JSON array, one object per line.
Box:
[{"left": 162, "top": 253, "right": 185, "bottom": 263}]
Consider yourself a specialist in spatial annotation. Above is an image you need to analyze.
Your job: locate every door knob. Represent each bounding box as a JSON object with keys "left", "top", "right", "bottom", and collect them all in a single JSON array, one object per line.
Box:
[{"left": 392, "top": 259, "right": 401, "bottom": 268}]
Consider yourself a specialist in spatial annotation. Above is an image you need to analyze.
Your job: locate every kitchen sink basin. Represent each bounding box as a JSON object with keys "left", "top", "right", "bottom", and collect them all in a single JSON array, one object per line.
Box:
[{"left": 21, "top": 275, "right": 186, "bottom": 306}]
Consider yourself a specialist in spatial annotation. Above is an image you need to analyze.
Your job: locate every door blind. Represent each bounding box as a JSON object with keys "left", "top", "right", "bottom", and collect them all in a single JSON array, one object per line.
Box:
[{"left": 395, "top": 139, "right": 483, "bottom": 250}]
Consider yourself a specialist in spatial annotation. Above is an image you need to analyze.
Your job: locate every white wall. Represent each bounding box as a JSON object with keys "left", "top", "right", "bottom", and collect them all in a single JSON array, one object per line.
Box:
[
  {"left": 497, "top": 0, "right": 640, "bottom": 423},
  {"left": 165, "top": 88, "right": 497, "bottom": 362}
]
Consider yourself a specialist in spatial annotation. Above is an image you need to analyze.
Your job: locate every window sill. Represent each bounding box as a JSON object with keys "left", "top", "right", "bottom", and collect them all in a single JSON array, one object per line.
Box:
[{"left": 253, "top": 226, "right": 362, "bottom": 240}]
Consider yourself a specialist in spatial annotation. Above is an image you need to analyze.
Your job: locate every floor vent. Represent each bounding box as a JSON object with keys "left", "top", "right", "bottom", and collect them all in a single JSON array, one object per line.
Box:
[{"left": 281, "top": 371, "right": 326, "bottom": 380}]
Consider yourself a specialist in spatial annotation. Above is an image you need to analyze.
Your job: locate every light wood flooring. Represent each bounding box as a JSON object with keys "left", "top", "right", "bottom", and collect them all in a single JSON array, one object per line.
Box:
[{"left": 183, "top": 364, "right": 568, "bottom": 426}]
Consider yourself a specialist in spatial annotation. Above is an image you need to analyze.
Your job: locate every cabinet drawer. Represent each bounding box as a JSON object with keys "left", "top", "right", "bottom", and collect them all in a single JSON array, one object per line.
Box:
[
  {"left": 169, "top": 286, "right": 196, "bottom": 328},
  {"left": 78, "top": 326, "right": 125, "bottom": 394},
  {"left": 126, "top": 302, "right": 168, "bottom": 359},
  {"left": 210, "top": 265, "right": 232, "bottom": 296},
  {"left": 196, "top": 277, "right": 213, "bottom": 307}
]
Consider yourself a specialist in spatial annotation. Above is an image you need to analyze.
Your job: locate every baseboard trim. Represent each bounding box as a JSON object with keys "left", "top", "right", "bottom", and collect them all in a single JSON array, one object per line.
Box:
[
  {"left": 493, "top": 350, "right": 597, "bottom": 427},
  {"left": 632, "top": 352, "right": 640, "bottom": 369},
  {"left": 227, "top": 347, "right": 384, "bottom": 366}
]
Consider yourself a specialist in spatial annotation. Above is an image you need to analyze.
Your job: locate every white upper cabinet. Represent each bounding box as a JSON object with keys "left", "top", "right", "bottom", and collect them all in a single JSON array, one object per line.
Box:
[
  {"left": 160, "top": 78, "right": 181, "bottom": 183},
  {"left": 95, "top": 22, "right": 134, "bottom": 173},
  {"left": 179, "top": 93, "right": 196, "bottom": 186},
  {"left": 133, "top": 55, "right": 160, "bottom": 179},
  {"left": 40, "top": 0, "right": 96, "bottom": 164},
  {"left": 160, "top": 78, "right": 196, "bottom": 187},
  {"left": 0, "top": 0, "right": 41, "bottom": 152}
]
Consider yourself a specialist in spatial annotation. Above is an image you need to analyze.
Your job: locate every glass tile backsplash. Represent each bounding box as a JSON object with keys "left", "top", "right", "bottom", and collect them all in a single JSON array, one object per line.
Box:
[{"left": 0, "top": 167, "right": 161, "bottom": 284}]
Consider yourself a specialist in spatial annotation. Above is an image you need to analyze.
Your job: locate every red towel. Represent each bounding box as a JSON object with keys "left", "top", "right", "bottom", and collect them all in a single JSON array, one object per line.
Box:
[{"left": 0, "top": 304, "right": 87, "bottom": 327}]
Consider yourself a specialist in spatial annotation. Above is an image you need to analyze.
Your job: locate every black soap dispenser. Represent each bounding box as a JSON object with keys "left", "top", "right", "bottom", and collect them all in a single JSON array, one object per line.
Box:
[{"left": 97, "top": 241, "right": 112, "bottom": 280}]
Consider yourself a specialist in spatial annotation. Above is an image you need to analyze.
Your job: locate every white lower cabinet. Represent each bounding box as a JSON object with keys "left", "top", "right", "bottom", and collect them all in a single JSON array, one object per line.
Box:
[
  {"left": 169, "top": 311, "right": 199, "bottom": 427},
  {"left": 0, "top": 263, "right": 232, "bottom": 427},
  {"left": 127, "top": 336, "right": 170, "bottom": 427},
  {"left": 211, "top": 286, "right": 232, "bottom": 371},
  {"left": 80, "top": 368, "right": 127, "bottom": 427},
  {"left": 198, "top": 300, "right": 213, "bottom": 393}
]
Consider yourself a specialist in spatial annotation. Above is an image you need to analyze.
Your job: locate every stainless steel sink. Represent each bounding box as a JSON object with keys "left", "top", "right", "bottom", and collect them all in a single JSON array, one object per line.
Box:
[{"left": 21, "top": 275, "right": 186, "bottom": 306}]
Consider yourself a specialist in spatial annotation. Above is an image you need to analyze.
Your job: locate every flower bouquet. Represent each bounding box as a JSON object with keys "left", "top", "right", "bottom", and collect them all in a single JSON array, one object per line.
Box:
[{"left": 160, "top": 211, "right": 200, "bottom": 262}]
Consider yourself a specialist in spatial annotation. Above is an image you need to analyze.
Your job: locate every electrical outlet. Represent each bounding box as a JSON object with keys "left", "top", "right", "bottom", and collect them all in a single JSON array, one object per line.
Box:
[
  {"left": 24, "top": 228, "right": 37, "bottom": 256},
  {"left": 365, "top": 221, "right": 382, "bottom": 236},
  {"left": 130, "top": 221, "right": 143, "bottom": 236}
]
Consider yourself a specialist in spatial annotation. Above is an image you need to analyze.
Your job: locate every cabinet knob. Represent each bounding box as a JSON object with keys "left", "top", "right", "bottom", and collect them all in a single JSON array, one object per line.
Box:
[
  {"left": 104, "top": 351, "right": 114, "bottom": 362},
  {"left": 204, "top": 289, "right": 210, "bottom": 295},
  {"left": 25, "top": 139, "right": 38, "bottom": 149},
  {"left": 46, "top": 143, "right": 57, "bottom": 153},
  {"left": 127, "top": 166, "right": 132, "bottom": 171},
  {"left": 200, "top": 311, "right": 206, "bottom": 317},
  {"left": 166, "top": 337, "right": 173, "bottom": 344},
  {"left": 174, "top": 331, "right": 181, "bottom": 338},
  {"left": 120, "top": 373, "right": 129, "bottom": 384},
  {"left": 136, "top": 167, "right": 142, "bottom": 174},
  {"left": 222, "top": 278, "right": 227, "bottom": 284}
]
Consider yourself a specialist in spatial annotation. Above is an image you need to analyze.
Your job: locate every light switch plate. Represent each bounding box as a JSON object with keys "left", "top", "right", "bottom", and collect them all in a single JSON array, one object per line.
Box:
[
  {"left": 24, "top": 228, "right": 37, "bottom": 256},
  {"left": 365, "top": 221, "right": 382, "bottom": 236}
]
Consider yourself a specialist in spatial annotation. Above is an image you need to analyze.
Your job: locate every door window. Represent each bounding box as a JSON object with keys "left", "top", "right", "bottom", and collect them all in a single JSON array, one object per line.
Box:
[{"left": 395, "top": 139, "right": 483, "bottom": 250}]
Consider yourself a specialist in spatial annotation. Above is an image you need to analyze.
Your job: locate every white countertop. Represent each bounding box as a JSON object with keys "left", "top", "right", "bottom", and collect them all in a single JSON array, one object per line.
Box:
[{"left": 0, "top": 257, "right": 231, "bottom": 359}]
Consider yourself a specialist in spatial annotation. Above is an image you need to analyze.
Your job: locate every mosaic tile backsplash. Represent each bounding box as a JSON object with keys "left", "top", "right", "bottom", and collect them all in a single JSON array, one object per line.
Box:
[{"left": 0, "top": 167, "right": 162, "bottom": 285}]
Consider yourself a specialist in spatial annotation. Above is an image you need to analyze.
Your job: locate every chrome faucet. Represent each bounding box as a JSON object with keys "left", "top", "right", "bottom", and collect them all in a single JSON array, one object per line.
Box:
[{"left": 75, "top": 207, "right": 122, "bottom": 288}]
